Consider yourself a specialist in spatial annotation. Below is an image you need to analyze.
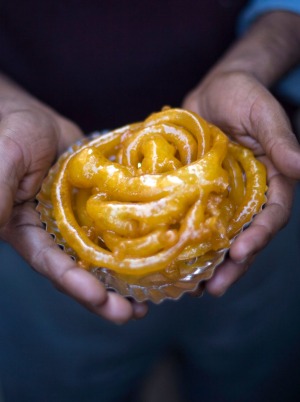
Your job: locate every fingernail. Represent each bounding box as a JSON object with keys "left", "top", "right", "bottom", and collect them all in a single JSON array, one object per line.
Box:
[
  {"left": 132, "top": 303, "right": 148, "bottom": 319},
  {"left": 216, "top": 288, "right": 227, "bottom": 297}
]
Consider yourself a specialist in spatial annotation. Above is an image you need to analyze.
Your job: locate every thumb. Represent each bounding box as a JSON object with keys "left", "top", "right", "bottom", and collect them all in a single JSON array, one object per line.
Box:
[{"left": 248, "top": 92, "right": 300, "bottom": 180}]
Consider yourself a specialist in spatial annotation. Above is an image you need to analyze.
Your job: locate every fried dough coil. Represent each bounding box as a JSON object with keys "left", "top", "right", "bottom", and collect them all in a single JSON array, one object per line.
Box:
[{"left": 51, "top": 108, "right": 267, "bottom": 275}]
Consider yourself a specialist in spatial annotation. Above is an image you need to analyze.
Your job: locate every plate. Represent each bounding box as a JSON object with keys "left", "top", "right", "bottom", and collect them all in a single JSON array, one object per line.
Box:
[{"left": 36, "top": 133, "right": 257, "bottom": 303}]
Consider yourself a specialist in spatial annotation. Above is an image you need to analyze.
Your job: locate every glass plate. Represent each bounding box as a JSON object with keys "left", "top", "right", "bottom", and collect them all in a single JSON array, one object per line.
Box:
[{"left": 36, "top": 133, "right": 260, "bottom": 303}]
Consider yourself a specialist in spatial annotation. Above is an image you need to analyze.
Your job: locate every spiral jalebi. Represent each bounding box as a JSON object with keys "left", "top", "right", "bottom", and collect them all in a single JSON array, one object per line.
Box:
[{"left": 51, "top": 108, "right": 267, "bottom": 276}]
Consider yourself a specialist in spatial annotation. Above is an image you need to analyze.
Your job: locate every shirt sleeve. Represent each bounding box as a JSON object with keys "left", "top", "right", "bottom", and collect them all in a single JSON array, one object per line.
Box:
[
  {"left": 238, "top": 0, "right": 300, "bottom": 105},
  {"left": 238, "top": 0, "right": 300, "bottom": 33}
]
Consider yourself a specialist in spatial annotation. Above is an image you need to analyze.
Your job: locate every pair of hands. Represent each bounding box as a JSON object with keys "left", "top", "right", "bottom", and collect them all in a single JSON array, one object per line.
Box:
[{"left": 0, "top": 71, "right": 299, "bottom": 323}]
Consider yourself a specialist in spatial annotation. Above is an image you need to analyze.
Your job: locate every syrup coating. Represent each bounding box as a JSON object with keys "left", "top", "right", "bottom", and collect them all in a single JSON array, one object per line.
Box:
[{"left": 51, "top": 108, "right": 267, "bottom": 275}]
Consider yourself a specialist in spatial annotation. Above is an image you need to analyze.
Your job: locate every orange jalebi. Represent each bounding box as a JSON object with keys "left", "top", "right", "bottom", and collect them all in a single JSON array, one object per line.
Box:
[{"left": 51, "top": 108, "right": 267, "bottom": 276}]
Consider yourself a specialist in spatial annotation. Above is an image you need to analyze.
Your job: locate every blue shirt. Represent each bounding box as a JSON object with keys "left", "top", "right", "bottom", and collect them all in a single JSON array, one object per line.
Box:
[{"left": 239, "top": 0, "right": 300, "bottom": 104}]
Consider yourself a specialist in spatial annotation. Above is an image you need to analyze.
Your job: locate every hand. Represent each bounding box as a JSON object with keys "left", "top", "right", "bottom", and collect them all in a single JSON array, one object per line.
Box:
[
  {"left": 0, "top": 97, "right": 148, "bottom": 323},
  {"left": 183, "top": 71, "right": 297, "bottom": 296}
]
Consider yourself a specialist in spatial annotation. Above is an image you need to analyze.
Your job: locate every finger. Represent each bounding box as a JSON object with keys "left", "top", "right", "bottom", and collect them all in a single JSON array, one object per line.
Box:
[
  {"left": 205, "top": 255, "right": 255, "bottom": 297},
  {"left": 55, "top": 115, "right": 85, "bottom": 153},
  {"left": 229, "top": 157, "right": 295, "bottom": 263},
  {"left": 182, "top": 90, "right": 198, "bottom": 112},
  {"left": 52, "top": 265, "right": 148, "bottom": 323},
  {"left": 1, "top": 202, "right": 148, "bottom": 323},
  {"left": 248, "top": 91, "right": 300, "bottom": 179}
]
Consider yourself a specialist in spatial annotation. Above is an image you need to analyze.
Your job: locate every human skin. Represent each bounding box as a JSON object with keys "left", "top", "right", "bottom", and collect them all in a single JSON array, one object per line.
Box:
[
  {"left": 183, "top": 11, "right": 300, "bottom": 296},
  {"left": 0, "top": 75, "right": 148, "bottom": 324},
  {"left": 0, "top": 11, "right": 299, "bottom": 317}
]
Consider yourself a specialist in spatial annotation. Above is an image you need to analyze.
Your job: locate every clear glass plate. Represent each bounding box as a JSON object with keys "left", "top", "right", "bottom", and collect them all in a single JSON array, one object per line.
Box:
[{"left": 36, "top": 133, "right": 261, "bottom": 303}]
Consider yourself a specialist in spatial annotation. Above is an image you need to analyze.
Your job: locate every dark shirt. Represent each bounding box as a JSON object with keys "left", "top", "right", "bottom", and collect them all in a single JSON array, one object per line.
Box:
[{"left": 0, "top": 0, "right": 246, "bottom": 132}]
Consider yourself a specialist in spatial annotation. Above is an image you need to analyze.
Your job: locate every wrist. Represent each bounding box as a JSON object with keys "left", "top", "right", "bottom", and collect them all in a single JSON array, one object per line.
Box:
[{"left": 206, "top": 11, "right": 300, "bottom": 88}]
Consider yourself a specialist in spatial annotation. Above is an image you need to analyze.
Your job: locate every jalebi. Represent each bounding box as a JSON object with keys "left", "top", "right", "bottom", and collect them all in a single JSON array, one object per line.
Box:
[{"left": 51, "top": 108, "right": 267, "bottom": 275}]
